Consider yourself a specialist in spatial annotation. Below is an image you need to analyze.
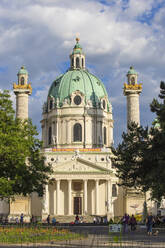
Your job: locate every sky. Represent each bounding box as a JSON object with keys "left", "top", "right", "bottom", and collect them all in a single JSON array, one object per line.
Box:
[{"left": 0, "top": 0, "right": 165, "bottom": 145}]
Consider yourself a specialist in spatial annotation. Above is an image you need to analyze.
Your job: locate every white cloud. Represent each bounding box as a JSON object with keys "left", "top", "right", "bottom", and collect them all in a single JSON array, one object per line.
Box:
[{"left": 0, "top": 0, "right": 165, "bottom": 144}]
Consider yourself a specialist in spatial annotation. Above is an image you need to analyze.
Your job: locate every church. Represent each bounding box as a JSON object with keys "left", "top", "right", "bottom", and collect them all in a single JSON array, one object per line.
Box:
[{"left": 1, "top": 38, "right": 156, "bottom": 222}]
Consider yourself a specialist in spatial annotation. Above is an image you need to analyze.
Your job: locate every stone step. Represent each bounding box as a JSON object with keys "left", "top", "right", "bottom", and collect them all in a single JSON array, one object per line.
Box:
[{"left": 47, "top": 215, "right": 95, "bottom": 223}]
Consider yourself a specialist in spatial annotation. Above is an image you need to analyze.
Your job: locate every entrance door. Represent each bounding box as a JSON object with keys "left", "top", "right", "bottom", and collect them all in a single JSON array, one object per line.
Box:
[{"left": 74, "top": 197, "right": 82, "bottom": 215}]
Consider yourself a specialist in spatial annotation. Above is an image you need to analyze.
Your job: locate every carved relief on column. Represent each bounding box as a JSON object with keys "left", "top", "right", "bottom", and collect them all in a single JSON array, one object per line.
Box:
[
  {"left": 42, "top": 184, "right": 49, "bottom": 215},
  {"left": 95, "top": 179, "right": 99, "bottom": 215},
  {"left": 83, "top": 179, "right": 88, "bottom": 214},
  {"left": 68, "top": 180, "right": 72, "bottom": 215}
]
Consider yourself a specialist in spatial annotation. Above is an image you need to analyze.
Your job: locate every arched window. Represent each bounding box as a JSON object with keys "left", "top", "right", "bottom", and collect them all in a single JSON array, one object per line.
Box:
[
  {"left": 131, "top": 76, "right": 135, "bottom": 85},
  {"left": 82, "top": 58, "right": 84, "bottom": 67},
  {"left": 112, "top": 184, "right": 117, "bottom": 197},
  {"left": 49, "top": 99, "right": 53, "bottom": 110},
  {"left": 76, "top": 57, "right": 80, "bottom": 68},
  {"left": 72, "top": 58, "right": 74, "bottom": 67},
  {"left": 103, "top": 100, "right": 106, "bottom": 109},
  {"left": 104, "top": 127, "right": 107, "bottom": 145},
  {"left": 48, "top": 126, "right": 52, "bottom": 145},
  {"left": 73, "top": 123, "right": 82, "bottom": 142},
  {"left": 21, "top": 77, "right": 25, "bottom": 85}
]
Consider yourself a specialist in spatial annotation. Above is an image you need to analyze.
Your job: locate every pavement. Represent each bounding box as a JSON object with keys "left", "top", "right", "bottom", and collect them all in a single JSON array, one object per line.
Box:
[{"left": 1, "top": 225, "right": 165, "bottom": 248}]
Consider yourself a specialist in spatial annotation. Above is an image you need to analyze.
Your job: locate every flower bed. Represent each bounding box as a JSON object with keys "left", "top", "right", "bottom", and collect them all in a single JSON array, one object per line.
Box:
[{"left": 0, "top": 226, "right": 83, "bottom": 244}]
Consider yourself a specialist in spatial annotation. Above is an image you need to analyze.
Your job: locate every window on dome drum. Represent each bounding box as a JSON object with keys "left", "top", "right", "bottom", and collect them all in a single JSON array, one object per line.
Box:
[
  {"left": 49, "top": 99, "right": 53, "bottom": 110},
  {"left": 103, "top": 100, "right": 106, "bottom": 109},
  {"left": 82, "top": 58, "right": 84, "bottom": 67},
  {"left": 72, "top": 58, "right": 74, "bottom": 67},
  {"left": 74, "top": 95, "right": 81, "bottom": 105},
  {"left": 73, "top": 123, "right": 82, "bottom": 142},
  {"left": 76, "top": 57, "right": 80, "bottom": 68},
  {"left": 112, "top": 184, "right": 117, "bottom": 197},
  {"left": 104, "top": 127, "right": 107, "bottom": 145},
  {"left": 20, "top": 77, "right": 25, "bottom": 85},
  {"left": 48, "top": 126, "right": 52, "bottom": 145},
  {"left": 111, "top": 163, "right": 115, "bottom": 169}
]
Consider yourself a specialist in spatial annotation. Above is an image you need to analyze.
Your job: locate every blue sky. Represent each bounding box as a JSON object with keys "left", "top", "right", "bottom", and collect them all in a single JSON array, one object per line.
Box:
[{"left": 0, "top": 0, "right": 165, "bottom": 145}]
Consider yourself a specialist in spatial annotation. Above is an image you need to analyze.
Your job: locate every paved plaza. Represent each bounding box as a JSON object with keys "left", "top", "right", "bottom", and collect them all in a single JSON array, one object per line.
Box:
[{"left": 0, "top": 225, "right": 165, "bottom": 248}]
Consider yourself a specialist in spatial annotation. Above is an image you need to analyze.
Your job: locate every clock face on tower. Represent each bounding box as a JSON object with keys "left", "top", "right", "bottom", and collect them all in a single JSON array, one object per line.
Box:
[{"left": 74, "top": 95, "right": 81, "bottom": 105}]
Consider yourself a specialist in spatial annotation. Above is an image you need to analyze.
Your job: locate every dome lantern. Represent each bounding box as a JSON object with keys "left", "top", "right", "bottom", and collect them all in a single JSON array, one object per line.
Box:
[
  {"left": 127, "top": 66, "right": 138, "bottom": 85},
  {"left": 70, "top": 38, "right": 85, "bottom": 70},
  {"left": 17, "top": 66, "right": 28, "bottom": 85}
]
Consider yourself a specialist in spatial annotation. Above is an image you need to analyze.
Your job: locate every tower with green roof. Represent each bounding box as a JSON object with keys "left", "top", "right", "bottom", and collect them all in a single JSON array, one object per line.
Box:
[
  {"left": 123, "top": 66, "right": 142, "bottom": 127},
  {"left": 13, "top": 66, "right": 32, "bottom": 119}
]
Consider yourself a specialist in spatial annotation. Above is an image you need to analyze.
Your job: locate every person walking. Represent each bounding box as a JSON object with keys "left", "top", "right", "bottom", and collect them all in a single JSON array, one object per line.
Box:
[
  {"left": 122, "top": 213, "right": 129, "bottom": 233},
  {"left": 129, "top": 214, "right": 137, "bottom": 231},
  {"left": 47, "top": 214, "right": 50, "bottom": 225},
  {"left": 146, "top": 213, "right": 154, "bottom": 235},
  {"left": 20, "top": 213, "right": 24, "bottom": 225}
]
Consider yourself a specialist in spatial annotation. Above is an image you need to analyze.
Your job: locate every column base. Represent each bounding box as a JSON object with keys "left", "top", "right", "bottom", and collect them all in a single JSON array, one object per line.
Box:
[
  {"left": 42, "top": 213, "right": 49, "bottom": 222},
  {"left": 107, "top": 213, "right": 114, "bottom": 221}
]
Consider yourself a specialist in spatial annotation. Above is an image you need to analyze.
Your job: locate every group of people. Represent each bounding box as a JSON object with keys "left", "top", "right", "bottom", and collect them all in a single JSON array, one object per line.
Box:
[
  {"left": 121, "top": 214, "right": 137, "bottom": 233},
  {"left": 121, "top": 212, "right": 157, "bottom": 235},
  {"left": 12, "top": 211, "right": 160, "bottom": 235},
  {"left": 46, "top": 215, "right": 56, "bottom": 225},
  {"left": 93, "top": 216, "right": 108, "bottom": 224},
  {"left": 75, "top": 215, "right": 83, "bottom": 224}
]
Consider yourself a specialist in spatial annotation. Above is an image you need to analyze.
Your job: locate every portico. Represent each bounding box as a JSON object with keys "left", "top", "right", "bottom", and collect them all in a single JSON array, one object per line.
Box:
[{"left": 42, "top": 176, "right": 114, "bottom": 218}]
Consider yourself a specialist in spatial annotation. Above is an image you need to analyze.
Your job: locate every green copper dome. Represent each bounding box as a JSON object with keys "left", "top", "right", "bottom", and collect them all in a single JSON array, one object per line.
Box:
[
  {"left": 127, "top": 66, "right": 138, "bottom": 75},
  {"left": 17, "top": 66, "right": 28, "bottom": 75},
  {"left": 48, "top": 69, "right": 109, "bottom": 109}
]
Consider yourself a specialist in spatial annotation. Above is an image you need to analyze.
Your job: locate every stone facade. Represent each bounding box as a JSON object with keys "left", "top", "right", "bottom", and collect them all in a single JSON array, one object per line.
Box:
[{"left": 3, "top": 42, "right": 157, "bottom": 223}]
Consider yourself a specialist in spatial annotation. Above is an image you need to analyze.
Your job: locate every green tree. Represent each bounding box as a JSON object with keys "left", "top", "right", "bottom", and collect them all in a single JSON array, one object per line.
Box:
[
  {"left": 0, "top": 90, "right": 53, "bottom": 199},
  {"left": 112, "top": 82, "right": 165, "bottom": 201}
]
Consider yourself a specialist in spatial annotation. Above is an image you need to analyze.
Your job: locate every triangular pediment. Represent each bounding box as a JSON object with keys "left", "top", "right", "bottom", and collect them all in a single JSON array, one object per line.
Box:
[{"left": 53, "top": 157, "right": 111, "bottom": 174}]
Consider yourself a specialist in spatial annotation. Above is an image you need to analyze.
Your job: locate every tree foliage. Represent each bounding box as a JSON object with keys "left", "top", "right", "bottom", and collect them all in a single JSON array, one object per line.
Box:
[
  {"left": 0, "top": 90, "right": 53, "bottom": 199},
  {"left": 112, "top": 82, "right": 165, "bottom": 201}
]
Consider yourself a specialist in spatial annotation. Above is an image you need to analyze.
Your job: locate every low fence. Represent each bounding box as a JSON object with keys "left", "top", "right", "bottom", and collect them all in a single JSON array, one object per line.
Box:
[{"left": 0, "top": 224, "right": 165, "bottom": 247}]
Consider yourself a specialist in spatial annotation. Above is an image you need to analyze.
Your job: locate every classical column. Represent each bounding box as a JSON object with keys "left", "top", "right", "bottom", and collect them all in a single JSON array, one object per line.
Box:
[
  {"left": 28, "top": 196, "right": 31, "bottom": 216},
  {"left": 62, "top": 120, "right": 66, "bottom": 144},
  {"left": 95, "top": 179, "right": 99, "bottom": 215},
  {"left": 68, "top": 180, "right": 72, "bottom": 215},
  {"left": 84, "top": 180, "right": 88, "bottom": 214},
  {"left": 57, "top": 118, "right": 60, "bottom": 145},
  {"left": 42, "top": 184, "right": 49, "bottom": 214},
  {"left": 56, "top": 180, "right": 60, "bottom": 215},
  {"left": 107, "top": 180, "right": 112, "bottom": 213}
]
